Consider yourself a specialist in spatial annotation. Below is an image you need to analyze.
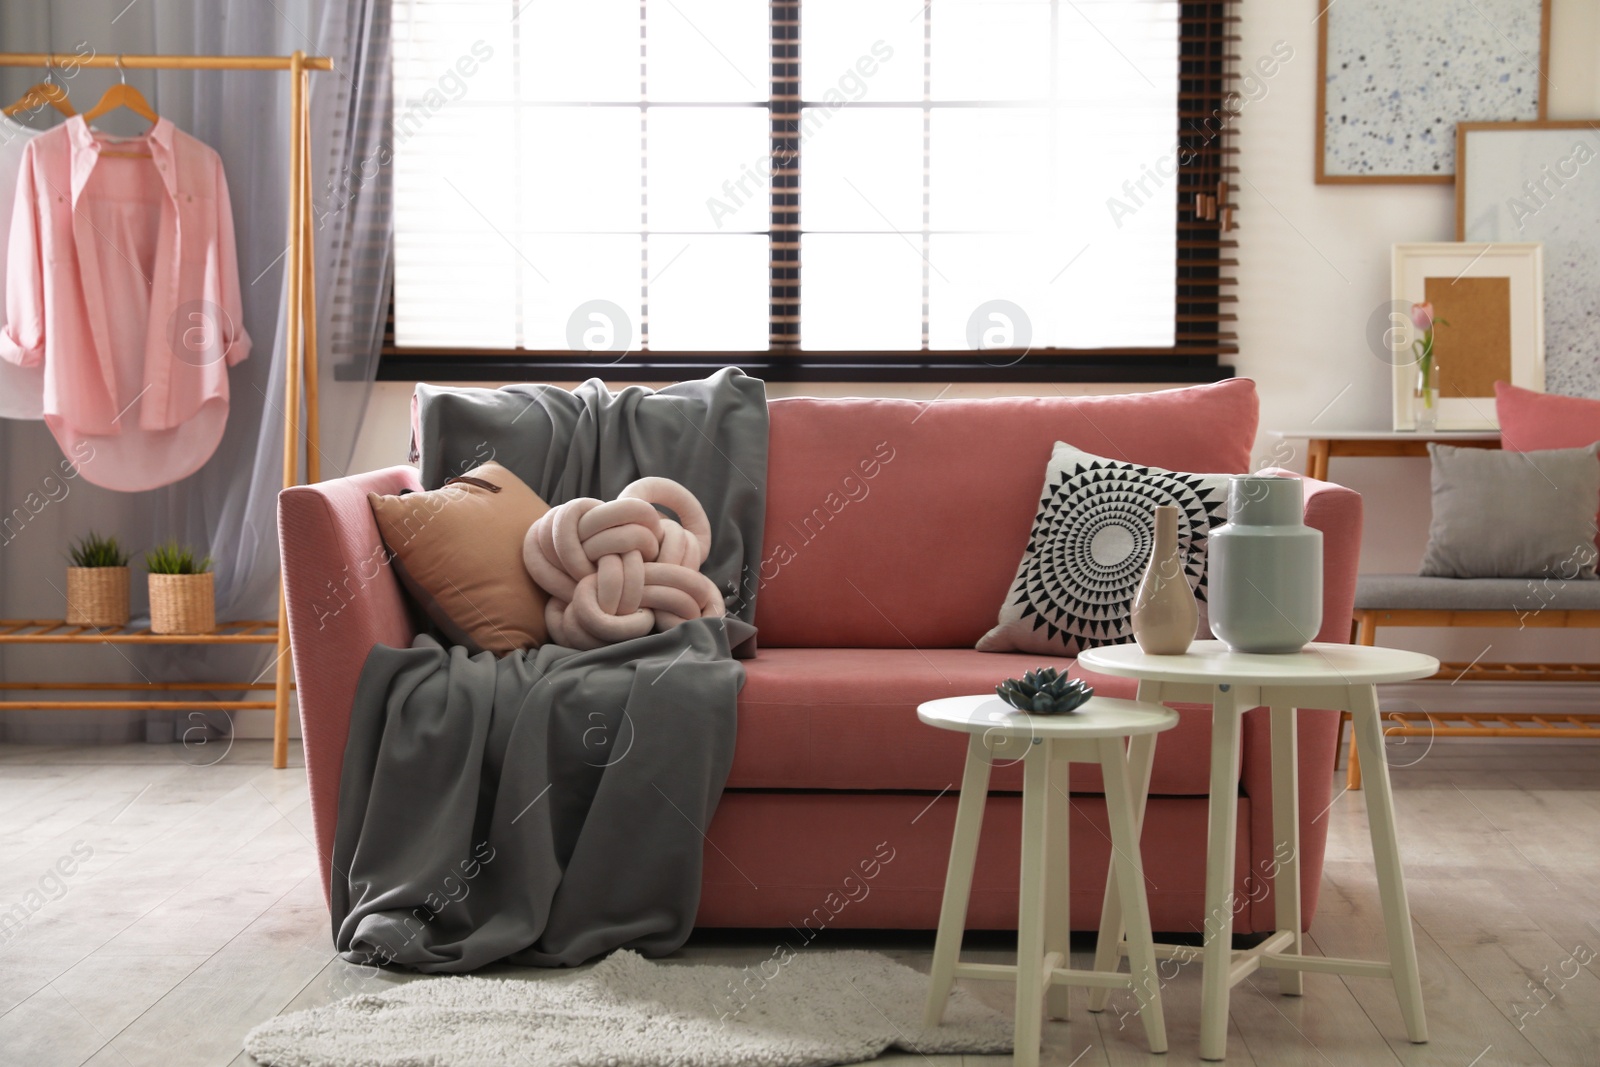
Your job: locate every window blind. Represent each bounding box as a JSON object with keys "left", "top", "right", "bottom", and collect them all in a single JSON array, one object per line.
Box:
[{"left": 386, "top": 0, "right": 1237, "bottom": 376}]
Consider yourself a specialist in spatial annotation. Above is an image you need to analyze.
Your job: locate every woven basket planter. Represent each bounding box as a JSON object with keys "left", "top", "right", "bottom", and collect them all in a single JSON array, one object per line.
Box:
[
  {"left": 148, "top": 572, "right": 215, "bottom": 635},
  {"left": 65, "top": 566, "right": 131, "bottom": 627}
]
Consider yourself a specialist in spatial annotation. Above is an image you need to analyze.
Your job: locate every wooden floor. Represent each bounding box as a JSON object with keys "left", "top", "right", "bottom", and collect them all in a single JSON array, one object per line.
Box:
[{"left": 1, "top": 739, "right": 1597, "bottom": 1067}]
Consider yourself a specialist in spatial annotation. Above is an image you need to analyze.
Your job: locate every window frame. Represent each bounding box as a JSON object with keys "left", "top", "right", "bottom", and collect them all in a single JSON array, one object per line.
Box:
[{"left": 374, "top": 0, "right": 1238, "bottom": 383}]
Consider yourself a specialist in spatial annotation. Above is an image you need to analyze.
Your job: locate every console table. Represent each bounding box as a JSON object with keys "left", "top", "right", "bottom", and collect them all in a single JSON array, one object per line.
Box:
[{"left": 1267, "top": 429, "right": 1500, "bottom": 481}]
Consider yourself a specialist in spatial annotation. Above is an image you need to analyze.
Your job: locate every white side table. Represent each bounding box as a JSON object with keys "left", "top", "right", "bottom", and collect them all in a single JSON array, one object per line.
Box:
[
  {"left": 1077, "top": 640, "right": 1438, "bottom": 1061},
  {"left": 919, "top": 694, "right": 1179, "bottom": 1064}
]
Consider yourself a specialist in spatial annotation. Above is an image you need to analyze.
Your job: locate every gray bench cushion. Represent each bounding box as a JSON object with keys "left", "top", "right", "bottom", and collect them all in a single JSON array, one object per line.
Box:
[{"left": 1355, "top": 573, "right": 1600, "bottom": 613}]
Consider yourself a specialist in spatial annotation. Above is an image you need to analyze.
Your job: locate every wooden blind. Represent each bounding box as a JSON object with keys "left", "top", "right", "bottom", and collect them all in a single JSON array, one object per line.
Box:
[
  {"left": 1174, "top": 0, "right": 1239, "bottom": 357},
  {"left": 380, "top": 1, "right": 1238, "bottom": 378}
]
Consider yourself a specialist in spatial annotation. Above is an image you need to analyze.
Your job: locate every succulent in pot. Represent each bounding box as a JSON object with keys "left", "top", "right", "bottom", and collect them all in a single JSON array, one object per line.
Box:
[{"left": 995, "top": 667, "right": 1095, "bottom": 715}]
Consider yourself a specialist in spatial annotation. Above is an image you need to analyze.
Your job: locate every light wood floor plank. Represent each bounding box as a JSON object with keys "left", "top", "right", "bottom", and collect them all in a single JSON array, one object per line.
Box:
[
  {"left": 0, "top": 739, "right": 1593, "bottom": 1066},
  {"left": 1315, "top": 860, "right": 1552, "bottom": 1066},
  {"left": 105, "top": 875, "right": 333, "bottom": 1067}
]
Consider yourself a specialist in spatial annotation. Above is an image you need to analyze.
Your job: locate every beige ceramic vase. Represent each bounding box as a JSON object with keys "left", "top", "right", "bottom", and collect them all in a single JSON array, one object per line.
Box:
[{"left": 1131, "top": 505, "right": 1197, "bottom": 655}]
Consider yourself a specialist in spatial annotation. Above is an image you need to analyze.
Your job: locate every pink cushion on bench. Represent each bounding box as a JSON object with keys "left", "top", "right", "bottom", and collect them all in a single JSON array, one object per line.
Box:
[{"left": 1495, "top": 381, "right": 1600, "bottom": 548}]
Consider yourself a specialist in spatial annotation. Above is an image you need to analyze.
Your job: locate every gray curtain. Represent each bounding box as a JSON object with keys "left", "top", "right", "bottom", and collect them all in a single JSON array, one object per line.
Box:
[{"left": 0, "top": 0, "right": 391, "bottom": 743}]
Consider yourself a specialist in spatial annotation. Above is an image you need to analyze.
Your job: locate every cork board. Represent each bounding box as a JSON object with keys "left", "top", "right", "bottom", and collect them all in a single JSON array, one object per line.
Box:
[{"left": 1425, "top": 275, "right": 1512, "bottom": 399}]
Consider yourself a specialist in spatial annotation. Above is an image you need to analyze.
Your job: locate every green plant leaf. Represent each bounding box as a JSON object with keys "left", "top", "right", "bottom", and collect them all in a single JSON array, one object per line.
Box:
[
  {"left": 67, "top": 532, "right": 130, "bottom": 568},
  {"left": 143, "top": 540, "right": 214, "bottom": 575}
]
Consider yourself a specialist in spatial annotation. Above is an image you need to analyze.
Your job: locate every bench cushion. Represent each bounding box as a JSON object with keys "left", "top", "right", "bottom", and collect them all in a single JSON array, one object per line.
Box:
[{"left": 1355, "top": 573, "right": 1600, "bottom": 613}]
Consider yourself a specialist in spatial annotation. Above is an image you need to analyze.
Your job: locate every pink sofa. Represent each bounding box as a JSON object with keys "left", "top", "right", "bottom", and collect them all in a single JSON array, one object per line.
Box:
[{"left": 279, "top": 378, "right": 1362, "bottom": 936}]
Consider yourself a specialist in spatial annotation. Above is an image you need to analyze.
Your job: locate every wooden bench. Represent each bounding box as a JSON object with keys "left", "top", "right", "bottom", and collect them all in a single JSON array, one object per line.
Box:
[{"left": 1338, "top": 574, "right": 1600, "bottom": 789}]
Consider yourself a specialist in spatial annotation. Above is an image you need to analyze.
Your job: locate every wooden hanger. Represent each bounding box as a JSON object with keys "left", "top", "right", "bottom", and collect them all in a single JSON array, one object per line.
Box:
[
  {"left": 84, "top": 55, "right": 157, "bottom": 157},
  {"left": 2, "top": 80, "right": 75, "bottom": 118}
]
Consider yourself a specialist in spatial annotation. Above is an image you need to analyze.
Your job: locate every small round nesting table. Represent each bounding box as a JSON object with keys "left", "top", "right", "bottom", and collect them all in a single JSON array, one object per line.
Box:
[
  {"left": 919, "top": 694, "right": 1179, "bottom": 1065},
  {"left": 1076, "top": 640, "right": 1439, "bottom": 1061}
]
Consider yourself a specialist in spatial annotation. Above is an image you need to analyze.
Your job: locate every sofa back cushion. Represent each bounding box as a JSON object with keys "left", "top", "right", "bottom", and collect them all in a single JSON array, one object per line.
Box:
[{"left": 753, "top": 379, "right": 1260, "bottom": 648}]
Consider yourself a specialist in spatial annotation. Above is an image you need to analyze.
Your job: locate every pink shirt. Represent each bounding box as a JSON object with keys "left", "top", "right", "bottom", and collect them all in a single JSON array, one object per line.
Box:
[{"left": 1, "top": 116, "right": 251, "bottom": 491}]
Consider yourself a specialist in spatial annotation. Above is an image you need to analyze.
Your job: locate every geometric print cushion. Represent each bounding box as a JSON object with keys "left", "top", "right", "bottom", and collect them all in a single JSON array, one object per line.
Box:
[{"left": 977, "top": 442, "right": 1230, "bottom": 656}]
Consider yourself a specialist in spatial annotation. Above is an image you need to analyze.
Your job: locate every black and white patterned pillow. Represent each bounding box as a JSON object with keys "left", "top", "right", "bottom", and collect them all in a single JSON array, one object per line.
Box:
[{"left": 977, "top": 443, "right": 1230, "bottom": 656}]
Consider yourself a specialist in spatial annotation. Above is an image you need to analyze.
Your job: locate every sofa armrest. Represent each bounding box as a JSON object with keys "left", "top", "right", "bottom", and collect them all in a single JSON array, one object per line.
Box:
[{"left": 278, "top": 465, "right": 422, "bottom": 903}]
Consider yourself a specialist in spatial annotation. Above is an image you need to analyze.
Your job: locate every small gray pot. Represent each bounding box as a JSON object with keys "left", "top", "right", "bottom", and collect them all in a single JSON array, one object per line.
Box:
[{"left": 1207, "top": 475, "right": 1322, "bottom": 654}]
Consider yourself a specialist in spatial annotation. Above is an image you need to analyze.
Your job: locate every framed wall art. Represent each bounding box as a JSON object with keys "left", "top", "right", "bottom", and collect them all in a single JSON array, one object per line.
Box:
[
  {"left": 1390, "top": 242, "right": 1544, "bottom": 430},
  {"left": 1457, "top": 120, "right": 1600, "bottom": 399},
  {"left": 1316, "top": 0, "right": 1550, "bottom": 184}
]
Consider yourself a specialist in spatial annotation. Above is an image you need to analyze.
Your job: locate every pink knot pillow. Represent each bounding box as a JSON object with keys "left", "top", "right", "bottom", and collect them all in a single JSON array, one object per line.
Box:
[{"left": 522, "top": 477, "right": 726, "bottom": 650}]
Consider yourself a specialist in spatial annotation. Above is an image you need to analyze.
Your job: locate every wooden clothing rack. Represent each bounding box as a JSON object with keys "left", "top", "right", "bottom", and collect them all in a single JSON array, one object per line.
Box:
[{"left": 0, "top": 51, "right": 332, "bottom": 770}]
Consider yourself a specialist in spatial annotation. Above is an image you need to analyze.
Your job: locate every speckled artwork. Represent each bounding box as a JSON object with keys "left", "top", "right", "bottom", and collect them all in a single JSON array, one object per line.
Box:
[
  {"left": 1461, "top": 124, "right": 1600, "bottom": 399},
  {"left": 1321, "top": 0, "right": 1544, "bottom": 180}
]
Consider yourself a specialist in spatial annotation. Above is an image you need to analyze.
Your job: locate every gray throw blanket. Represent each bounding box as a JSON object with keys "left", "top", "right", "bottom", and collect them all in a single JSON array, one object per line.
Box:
[{"left": 333, "top": 371, "right": 768, "bottom": 971}]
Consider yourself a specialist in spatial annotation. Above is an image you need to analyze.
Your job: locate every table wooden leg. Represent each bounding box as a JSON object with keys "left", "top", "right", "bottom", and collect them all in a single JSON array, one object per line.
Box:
[
  {"left": 1200, "top": 683, "right": 1243, "bottom": 1062},
  {"left": 1089, "top": 680, "right": 1162, "bottom": 1013},
  {"left": 1089, "top": 725, "right": 1159, "bottom": 1012},
  {"left": 1306, "top": 438, "right": 1331, "bottom": 482},
  {"left": 1044, "top": 739, "right": 1071, "bottom": 1020},
  {"left": 924, "top": 732, "right": 994, "bottom": 1027},
  {"left": 1349, "top": 684, "right": 1429, "bottom": 1044},
  {"left": 1346, "top": 613, "right": 1378, "bottom": 792},
  {"left": 1347, "top": 725, "right": 1365, "bottom": 792},
  {"left": 1013, "top": 739, "right": 1051, "bottom": 1067},
  {"left": 1100, "top": 735, "right": 1168, "bottom": 1054},
  {"left": 1270, "top": 705, "right": 1304, "bottom": 996}
]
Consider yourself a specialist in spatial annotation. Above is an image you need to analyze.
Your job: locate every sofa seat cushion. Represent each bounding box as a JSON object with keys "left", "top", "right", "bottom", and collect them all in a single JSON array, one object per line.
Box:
[
  {"left": 730, "top": 647, "right": 1221, "bottom": 796},
  {"left": 1355, "top": 573, "right": 1600, "bottom": 613}
]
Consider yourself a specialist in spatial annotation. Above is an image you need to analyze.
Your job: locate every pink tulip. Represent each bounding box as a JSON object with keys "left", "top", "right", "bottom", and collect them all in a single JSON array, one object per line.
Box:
[{"left": 1410, "top": 302, "right": 1434, "bottom": 331}]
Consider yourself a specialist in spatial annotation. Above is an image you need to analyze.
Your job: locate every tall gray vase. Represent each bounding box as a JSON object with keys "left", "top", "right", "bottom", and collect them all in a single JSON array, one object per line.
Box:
[{"left": 1208, "top": 475, "right": 1322, "bottom": 654}]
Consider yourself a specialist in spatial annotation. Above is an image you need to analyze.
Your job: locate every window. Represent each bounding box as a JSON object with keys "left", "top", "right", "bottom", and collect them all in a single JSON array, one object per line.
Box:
[{"left": 386, "top": 1, "right": 1237, "bottom": 380}]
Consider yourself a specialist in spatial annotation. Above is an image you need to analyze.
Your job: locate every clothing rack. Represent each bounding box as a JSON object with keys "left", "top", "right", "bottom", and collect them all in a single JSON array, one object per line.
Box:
[{"left": 0, "top": 51, "right": 333, "bottom": 769}]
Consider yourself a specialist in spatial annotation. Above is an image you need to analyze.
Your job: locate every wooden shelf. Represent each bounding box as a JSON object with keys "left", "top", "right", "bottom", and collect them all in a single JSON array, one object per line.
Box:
[
  {"left": 1431, "top": 660, "right": 1600, "bottom": 683},
  {"left": 0, "top": 619, "right": 279, "bottom": 644},
  {"left": 1370, "top": 710, "right": 1600, "bottom": 739},
  {"left": 0, "top": 621, "right": 288, "bottom": 713}
]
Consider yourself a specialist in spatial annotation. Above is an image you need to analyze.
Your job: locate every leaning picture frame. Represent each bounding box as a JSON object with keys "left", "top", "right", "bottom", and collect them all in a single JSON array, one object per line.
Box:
[
  {"left": 1316, "top": 0, "right": 1550, "bottom": 184},
  {"left": 1390, "top": 242, "right": 1544, "bottom": 430},
  {"left": 1457, "top": 120, "right": 1600, "bottom": 400}
]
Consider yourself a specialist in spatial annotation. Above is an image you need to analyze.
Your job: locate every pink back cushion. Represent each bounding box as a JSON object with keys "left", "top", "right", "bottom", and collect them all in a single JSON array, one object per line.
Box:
[
  {"left": 1495, "top": 381, "right": 1600, "bottom": 548},
  {"left": 753, "top": 379, "right": 1260, "bottom": 648}
]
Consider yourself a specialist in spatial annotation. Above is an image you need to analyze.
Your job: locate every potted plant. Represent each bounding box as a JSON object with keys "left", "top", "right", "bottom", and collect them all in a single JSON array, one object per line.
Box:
[
  {"left": 145, "top": 541, "right": 215, "bottom": 635},
  {"left": 65, "top": 532, "right": 131, "bottom": 628}
]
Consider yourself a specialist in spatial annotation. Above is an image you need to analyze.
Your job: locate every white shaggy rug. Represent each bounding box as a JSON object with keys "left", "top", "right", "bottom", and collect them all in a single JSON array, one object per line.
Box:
[{"left": 244, "top": 948, "right": 1013, "bottom": 1067}]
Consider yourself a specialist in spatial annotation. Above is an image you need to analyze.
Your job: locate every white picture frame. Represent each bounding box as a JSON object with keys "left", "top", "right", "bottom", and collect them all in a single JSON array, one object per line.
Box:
[
  {"left": 1390, "top": 242, "right": 1544, "bottom": 430},
  {"left": 1457, "top": 121, "right": 1600, "bottom": 399}
]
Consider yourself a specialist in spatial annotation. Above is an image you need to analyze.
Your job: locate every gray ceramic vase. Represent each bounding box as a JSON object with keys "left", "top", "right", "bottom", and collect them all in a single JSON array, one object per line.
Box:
[{"left": 1207, "top": 475, "right": 1322, "bottom": 654}]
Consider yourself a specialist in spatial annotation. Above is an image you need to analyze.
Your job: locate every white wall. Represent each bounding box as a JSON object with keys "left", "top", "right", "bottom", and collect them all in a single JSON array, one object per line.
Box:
[{"left": 307, "top": 0, "right": 1600, "bottom": 737}]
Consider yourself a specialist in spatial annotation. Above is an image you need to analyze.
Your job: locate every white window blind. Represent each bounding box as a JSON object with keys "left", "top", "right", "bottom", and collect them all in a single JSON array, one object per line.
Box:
[{"left": 391, "top": 0, "right": 1179, "bottom": 354}]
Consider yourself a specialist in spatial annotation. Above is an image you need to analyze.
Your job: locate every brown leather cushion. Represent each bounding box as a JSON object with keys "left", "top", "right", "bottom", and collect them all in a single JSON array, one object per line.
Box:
[{"left": 369, "top": 461, "right": 550, "bottom": 653}]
